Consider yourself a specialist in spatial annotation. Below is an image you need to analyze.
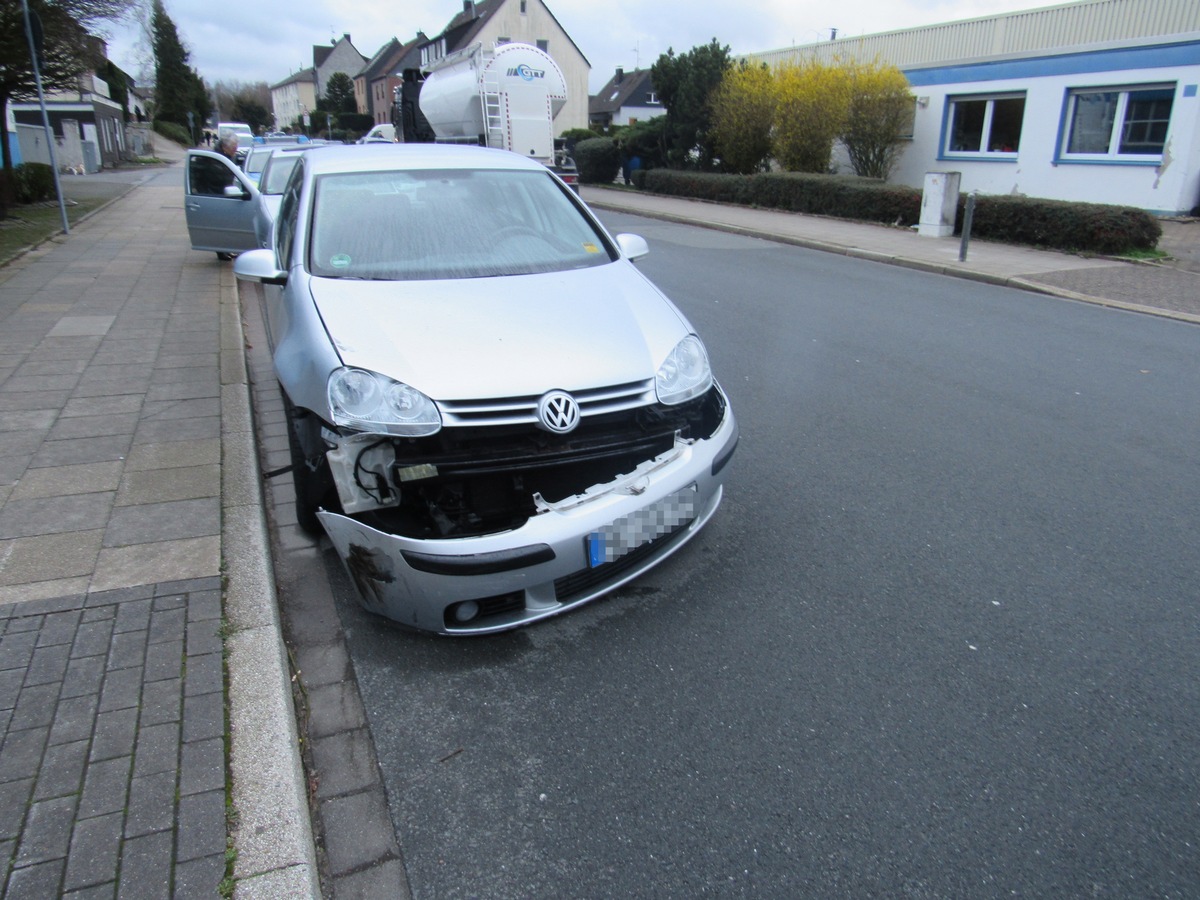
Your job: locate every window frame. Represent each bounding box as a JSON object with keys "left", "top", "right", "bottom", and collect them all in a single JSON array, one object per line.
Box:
[
  {"left": 940, "top": 92, "right": 1026, "bottom": 161},
  {"left": 1057, "top": 82, "right": 1176, "bottom": 165}
]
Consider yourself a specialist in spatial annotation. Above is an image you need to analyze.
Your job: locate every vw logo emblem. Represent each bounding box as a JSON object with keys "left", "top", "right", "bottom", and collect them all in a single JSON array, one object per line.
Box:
[{"left": 537, "top": 391, "right": 580, "bottom": 434}]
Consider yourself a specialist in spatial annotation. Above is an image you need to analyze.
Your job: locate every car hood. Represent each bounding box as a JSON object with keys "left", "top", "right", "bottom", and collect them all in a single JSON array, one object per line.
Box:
[{"left": 308, "top": 262, "right": 691, "bottom": 400}]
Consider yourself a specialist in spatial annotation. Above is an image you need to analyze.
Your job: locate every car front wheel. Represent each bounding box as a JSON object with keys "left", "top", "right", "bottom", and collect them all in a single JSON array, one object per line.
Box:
[{"left": 282, "top": 392, "right": 339, "bottom": 535}]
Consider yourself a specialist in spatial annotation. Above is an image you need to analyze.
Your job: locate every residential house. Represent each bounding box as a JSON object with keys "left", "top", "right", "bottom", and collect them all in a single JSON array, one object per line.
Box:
[
  {"left": 418, "top": 0, "right": 590, "bottom": 134},
  {"left": 747, "top": 0, "right": 1200, "bottom": 215},
  {"left": 356, "top": 38, "right": 400, "bottom": 117},
  {"left": 356, "top": 35, "right": 427, "bottom": 126},
  {"left": 10, "top": 36, "right": 130, "bottom": 171},
  {"left": 270, "top": 68, "right": 318, "bottom": 132},
  {"left": 589, "top": 68, "right": 662, "bottom": 130},
  {"left": 314, "top": 34, "right": 368, "bottom": 103}
]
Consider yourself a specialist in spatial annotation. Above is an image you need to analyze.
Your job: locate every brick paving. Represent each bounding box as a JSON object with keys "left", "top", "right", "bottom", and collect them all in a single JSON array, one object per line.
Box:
[{"left": 0, "top": 579, "right": 225, "bottom": 898}]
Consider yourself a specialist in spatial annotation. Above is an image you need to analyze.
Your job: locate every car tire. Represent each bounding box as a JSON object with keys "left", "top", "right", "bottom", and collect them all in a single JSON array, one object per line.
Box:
[{"left": 282, "top": 392, "right": 338, "bottom": 535}]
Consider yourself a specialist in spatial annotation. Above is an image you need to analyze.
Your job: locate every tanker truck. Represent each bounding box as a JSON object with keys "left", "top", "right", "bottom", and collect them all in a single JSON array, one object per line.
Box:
[{"left": 397, "top": 41, "right": 579, "bottom": 189}]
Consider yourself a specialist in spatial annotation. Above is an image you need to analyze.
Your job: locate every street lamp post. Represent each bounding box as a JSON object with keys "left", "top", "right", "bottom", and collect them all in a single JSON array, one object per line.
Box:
[{"left": 20, "top": 0, "right": 69, "bottom": 234}]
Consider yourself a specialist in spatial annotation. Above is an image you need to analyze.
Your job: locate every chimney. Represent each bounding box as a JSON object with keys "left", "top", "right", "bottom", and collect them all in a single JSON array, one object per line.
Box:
[
  {"left": 615, "top": 67, "right": 623, "bottom": 84},
  {"left": 464, "top": 1, "right": 475, "bottom": 14}
]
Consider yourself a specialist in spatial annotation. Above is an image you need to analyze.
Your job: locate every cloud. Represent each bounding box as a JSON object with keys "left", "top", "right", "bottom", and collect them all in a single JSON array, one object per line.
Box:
[{"left": 101, "top": 0, "right": 1047, "bottom": 94}]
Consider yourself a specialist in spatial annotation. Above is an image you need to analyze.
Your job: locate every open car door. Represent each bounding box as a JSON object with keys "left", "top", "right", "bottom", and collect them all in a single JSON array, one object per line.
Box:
[{"left": 184, "top": 150, "right": 260, "bottom": 257}]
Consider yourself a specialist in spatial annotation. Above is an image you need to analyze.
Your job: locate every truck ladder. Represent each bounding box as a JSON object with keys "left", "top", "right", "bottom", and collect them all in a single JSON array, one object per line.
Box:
[{"left": 480, "top": 68, "right": 505, "bottom": 150}]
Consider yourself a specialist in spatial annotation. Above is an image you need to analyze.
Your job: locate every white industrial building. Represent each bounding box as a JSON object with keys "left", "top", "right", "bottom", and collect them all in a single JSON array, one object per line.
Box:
[{"left": 749, "top": 0, "right": 1200, "bottom": 215}]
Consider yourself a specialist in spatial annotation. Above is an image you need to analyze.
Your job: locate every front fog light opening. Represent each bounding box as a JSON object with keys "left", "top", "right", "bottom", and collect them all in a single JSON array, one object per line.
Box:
[{"left": 451, "top": 600, "right": 480, "bottom": 623}]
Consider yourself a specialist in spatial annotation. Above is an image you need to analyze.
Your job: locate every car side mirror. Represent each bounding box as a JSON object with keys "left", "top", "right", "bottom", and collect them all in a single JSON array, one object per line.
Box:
[
  {"left": 615, "top": 233, "right": 649, "bottom": 261},
  {"left": 233, "top": 248, "right": 287, "bottom": 285},
  {"left": 223, "top": 183, "right": 250, "bottom": 200}
]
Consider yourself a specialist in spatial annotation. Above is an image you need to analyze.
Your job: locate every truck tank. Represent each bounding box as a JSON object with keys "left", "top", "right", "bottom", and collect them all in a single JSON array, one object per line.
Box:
[{"left": 415, "top": 42, "right": 568, "bottom": 164}]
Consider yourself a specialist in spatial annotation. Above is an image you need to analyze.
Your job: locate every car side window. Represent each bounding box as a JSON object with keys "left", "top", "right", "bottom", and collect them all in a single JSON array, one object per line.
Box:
[
  {"left": 275, "top": 163, "right": 303, "bottom": 269},
  {"left": 189, "top": 155, "right": 236, "bottom": 197}
]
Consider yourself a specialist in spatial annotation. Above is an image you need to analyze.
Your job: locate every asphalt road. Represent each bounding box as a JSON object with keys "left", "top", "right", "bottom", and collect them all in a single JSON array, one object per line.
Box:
[{"left": 328, "top": 212, "right": 1200, "bottom": 898}]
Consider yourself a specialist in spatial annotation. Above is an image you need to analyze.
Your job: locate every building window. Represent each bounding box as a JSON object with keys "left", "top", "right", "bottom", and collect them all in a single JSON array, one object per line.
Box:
[
  {"left": 420, "top": 39, "right": 446, "bottom": 67},
  {"left": 497, "top": 36, "right": 511, "bottom": 44},
  {"left": 1062, "top": 84, "right": 1174, "bottom": 160},
  {"left": 646, "top": 92, "right": 660, "bottom": 105},
  {"left": 520, "top": 0, "right": 527, "bottom": 11},
  {"left": 537, "top": 39, "right": 548, "bottom": 52},
  {"left": 944, "top": 93, "right": 1025, "bottom": 156}
]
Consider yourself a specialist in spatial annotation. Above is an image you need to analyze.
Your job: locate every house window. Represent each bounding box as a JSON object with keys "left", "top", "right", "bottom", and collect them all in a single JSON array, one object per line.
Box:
[
  {"left": 1062, "top": 84, "right": 1174, "bottom": 159},
  {"left": 646, "top": 92, "right": 660, "bottom": 104},
  {"left": 520, "top": 0, "right": 527, "bottom": 11},
  {"left": 420, "top": 39, "right": 446, "bottom": 67},
  {"left": 944, "top": 93, "right": 1025, "bottom": 156}
]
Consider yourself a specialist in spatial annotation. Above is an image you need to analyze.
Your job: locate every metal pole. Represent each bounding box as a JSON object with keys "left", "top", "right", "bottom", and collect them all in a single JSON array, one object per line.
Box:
[
  {"left": 21, "top": 0, "right": 70, "bottom": 235},
  {"left": 958, "top": 192, "right": 977, "bottom": 262}
]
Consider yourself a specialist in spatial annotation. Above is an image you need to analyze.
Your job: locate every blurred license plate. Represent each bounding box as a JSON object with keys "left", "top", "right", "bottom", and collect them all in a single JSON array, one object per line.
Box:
[{"left": 587, "top": 487, "right": 696, "bottom": 568}]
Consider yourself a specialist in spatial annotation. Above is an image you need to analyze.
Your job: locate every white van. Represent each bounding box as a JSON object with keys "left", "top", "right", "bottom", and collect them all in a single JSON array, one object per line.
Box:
[{"left": 359, "top": 123, "right": 396, "bottom": 143}]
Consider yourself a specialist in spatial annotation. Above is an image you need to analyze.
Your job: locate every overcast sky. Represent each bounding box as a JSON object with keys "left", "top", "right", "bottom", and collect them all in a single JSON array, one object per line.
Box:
[{"left": 99, "top": 0, "right": 1056, "bottom": 95}]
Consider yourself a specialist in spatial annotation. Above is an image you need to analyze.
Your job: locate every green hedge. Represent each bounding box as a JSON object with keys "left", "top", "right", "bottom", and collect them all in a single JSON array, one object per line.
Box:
[
  {"left": 13, "top": 163, "right": 55, "bottom": 203},
  {"left": 641, "top": 170, "right": 921, "bottom": 227},
  {"left": 636, "top": 170, "right": 1160, "bottom": 254},
  {"left": 958, "top": 194, "right": 1160, "bottom": 254},
  {"left": 573, "top": 137, "right": 621, "bottom": 184}
]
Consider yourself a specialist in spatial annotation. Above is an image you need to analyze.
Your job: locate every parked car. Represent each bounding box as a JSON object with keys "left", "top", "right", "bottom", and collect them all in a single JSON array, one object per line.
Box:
[
  {"left": 245, "top": 144, "right": 328, "bottom": 248},
  {"left": 183, "top": 149, "right": 260, "bottom": 258},
  {"left": 225, "top": 144, "right": 737, "bottom": 634},
  {"left": 184, "top": 145, "right": 325, "bottom": 256},
  {"left": 240, "top": 145, "right": 274, "bottom": 186}
]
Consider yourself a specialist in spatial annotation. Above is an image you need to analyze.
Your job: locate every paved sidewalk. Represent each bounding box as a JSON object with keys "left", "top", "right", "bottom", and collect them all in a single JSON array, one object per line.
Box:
[{"left": 0, "top": 142, "right": 317, "bottom": 897}]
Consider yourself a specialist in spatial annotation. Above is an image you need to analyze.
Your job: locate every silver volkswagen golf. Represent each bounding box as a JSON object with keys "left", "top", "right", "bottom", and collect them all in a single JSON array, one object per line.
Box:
[{"left": 230, "top": 143, "right": 737, "bottom": 634}]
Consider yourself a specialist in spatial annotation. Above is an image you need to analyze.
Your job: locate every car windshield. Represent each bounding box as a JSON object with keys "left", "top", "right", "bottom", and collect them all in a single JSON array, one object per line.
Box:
[
  {"left": 244, "top": 150, "right": 270, "bottom": 175},
  {"left": 308, "top": 168, "right": 615, "bottom": 281},
  {"left": 261, "top": 155, "right": 302, "bottom": 194}
]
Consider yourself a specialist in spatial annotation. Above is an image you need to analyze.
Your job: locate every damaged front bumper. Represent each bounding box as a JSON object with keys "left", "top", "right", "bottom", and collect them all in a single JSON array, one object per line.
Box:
[{"left": 317, "top": 402, "right": 738, "bottom": 634}]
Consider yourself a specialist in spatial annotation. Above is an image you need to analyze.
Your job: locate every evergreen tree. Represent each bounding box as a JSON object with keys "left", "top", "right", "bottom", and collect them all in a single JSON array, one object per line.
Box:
[
  {"left": 320, "top": 72, "right": 356, "bottom": 115},
  {"left": 651, "top": 39, "right": 731, "bottom": 169},
  {"left": 150, "top": 0, "right": 193, "bottom": 129}
]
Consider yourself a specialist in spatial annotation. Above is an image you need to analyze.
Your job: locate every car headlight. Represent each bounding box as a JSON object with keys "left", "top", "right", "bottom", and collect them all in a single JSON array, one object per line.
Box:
[
  {"left": 327, "top": 367, "right": 442, "bottom": 436},
  {"left": 655, "top": 335, "right": 713, "bottom": 406}
]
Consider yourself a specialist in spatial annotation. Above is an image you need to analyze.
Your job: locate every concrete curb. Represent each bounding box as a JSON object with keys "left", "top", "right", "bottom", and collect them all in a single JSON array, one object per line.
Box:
[
  {"left": 219, "top": 264, "right": 321, "bottom": 898},
  {"left": 585, "top": 198, "right": 1200, "bottom": 327},
  {"left": 1006, "top": 276, "right": 1200, "bottom": 324}
]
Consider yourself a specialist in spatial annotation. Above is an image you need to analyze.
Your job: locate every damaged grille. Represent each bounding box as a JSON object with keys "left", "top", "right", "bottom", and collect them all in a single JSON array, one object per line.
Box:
[{"left": 353, "top": 386, "right": 726, "bottom": 540}]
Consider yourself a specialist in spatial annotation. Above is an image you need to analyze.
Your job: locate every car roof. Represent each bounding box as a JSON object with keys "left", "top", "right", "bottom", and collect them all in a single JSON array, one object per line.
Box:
[{"left": 301, "top": 143, "right": 549, "bottom": 177}]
